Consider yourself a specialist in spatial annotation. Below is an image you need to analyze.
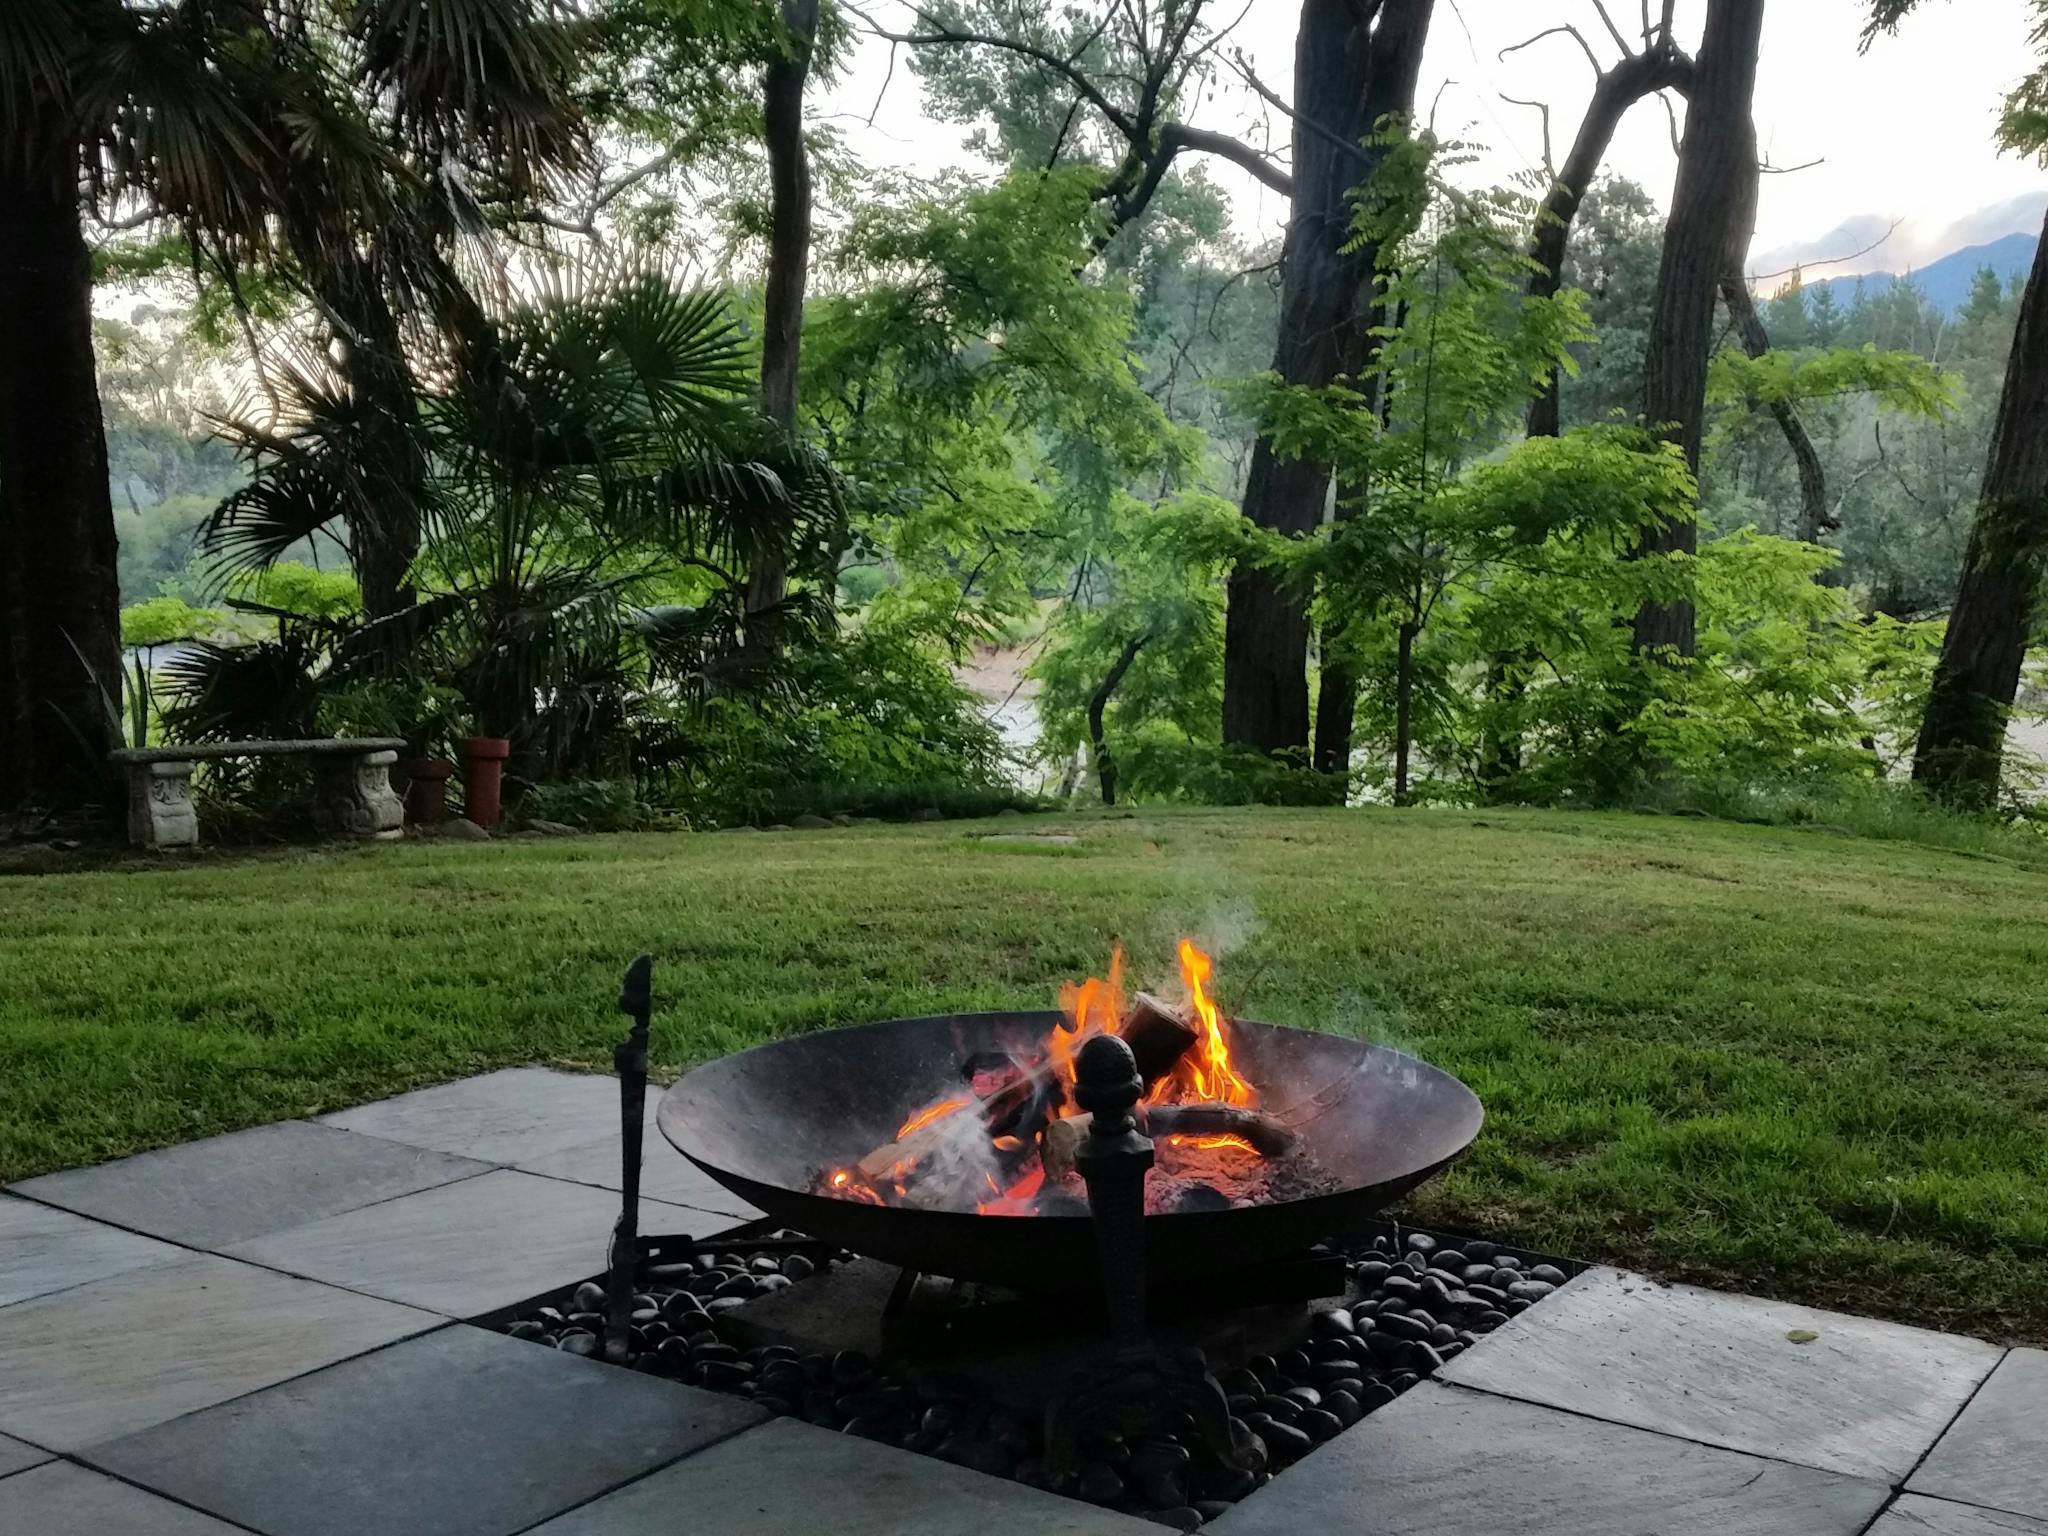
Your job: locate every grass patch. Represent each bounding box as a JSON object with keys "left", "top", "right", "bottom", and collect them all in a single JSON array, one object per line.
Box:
[{"left": 3, "top": 805, "right": 2045, "bottom": 1344}]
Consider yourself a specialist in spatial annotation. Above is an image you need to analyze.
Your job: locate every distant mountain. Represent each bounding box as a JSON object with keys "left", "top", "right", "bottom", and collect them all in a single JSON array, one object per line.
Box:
[{"left": 1804, "top": 232, "right": 2038, "bottom": 315}]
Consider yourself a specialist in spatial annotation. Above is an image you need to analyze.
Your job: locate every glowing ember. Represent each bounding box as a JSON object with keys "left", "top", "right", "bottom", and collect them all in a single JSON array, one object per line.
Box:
[
  {"left": 814, "top": 940, "right": 1323, "bottom": 1216},
  {"left": 1167, "top": 1133, "right": 1259, "bottom": 1154}
]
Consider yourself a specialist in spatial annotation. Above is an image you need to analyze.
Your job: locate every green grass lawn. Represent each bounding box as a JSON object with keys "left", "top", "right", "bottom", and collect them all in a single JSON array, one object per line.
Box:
[{"left": 4, "top": 807, "right": 2045, "bottom": 1343}]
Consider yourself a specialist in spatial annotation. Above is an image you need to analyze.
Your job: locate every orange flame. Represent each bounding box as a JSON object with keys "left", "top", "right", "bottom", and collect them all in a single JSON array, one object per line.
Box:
[
  {"left": 895, "top": 1095, "right": 970, "bottom": 1141},
  {"left": 1177, "top": 939, "right": 1255, "bottom": 1107},
  {"left": 822, "top": 939, "right": 1264, "bottom": 1215}
]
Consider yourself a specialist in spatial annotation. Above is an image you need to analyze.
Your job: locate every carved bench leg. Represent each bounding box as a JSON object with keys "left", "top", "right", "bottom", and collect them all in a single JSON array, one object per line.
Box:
[
  {"left": 313, "top": 749, "right": 405, "bottom": 841},
  {"left": 126, "top": 761, "right": 198, "bottom": 849}
]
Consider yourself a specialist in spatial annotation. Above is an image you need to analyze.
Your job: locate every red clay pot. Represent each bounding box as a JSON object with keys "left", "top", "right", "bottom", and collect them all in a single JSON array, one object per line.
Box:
[
  {"left": 459, "top": 737, "right": 511, "bottom": 829},
  {"left": 406, "top": 758, "right": 455, "bottom": 826}
]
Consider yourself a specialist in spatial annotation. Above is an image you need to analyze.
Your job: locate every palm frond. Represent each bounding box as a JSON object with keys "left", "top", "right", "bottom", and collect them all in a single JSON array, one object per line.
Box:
[
  {"left": 349, "top": 0, "right": 586, "bottom": 194},
  {"left": 86, "top": 5, "right": 278, "bottom": 251},
  {"left": 0, "top": 0, "right": 87, "bottom": 170}
]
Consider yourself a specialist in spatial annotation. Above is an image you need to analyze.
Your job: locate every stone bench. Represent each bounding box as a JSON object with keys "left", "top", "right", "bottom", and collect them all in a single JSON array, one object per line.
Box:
[{"left": 109, "top": 738, "right": 408, "bottom": 850}]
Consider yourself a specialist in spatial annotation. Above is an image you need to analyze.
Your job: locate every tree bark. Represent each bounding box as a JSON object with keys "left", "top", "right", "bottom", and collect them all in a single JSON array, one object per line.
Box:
[
  {"left": 1911, "top": 209, "right": 2048, "bottom": 807},
  {"left": 1527, "top": 45, "right": 1694, "bottom": 438},
  {"left": 1632, "top": 0, "right": 1766, "bottom": 659},
  {"left": 1088, "top": 631, "right": 1150, "bottom": 806},
  {"left": 319, "top": 251, "right": 424, "bottom": 620},
  {"left": 1392, "top": 618, "right": 1417, "bottom": 803},
  {"left": 1222, "top": 0, "right": 1433, "bottom": 757},
  {"left": 0, "top": 161, "right": 122, "bottom": 810},
  {"left": 746, "top": 0, "right": 819, "bottom": 618}
]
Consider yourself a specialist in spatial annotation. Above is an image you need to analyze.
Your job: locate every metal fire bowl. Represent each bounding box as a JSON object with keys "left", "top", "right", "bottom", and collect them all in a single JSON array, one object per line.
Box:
[{"left": 658, "top": 1011, "right": 1484, "bottom": 1294}]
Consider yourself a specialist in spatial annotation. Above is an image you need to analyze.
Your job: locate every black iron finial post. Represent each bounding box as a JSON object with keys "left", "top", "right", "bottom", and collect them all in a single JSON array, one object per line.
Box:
[
  {"left": 1072, "top": 1032, "right": 1154, "bottom": 1350},
  {"left": 604, "top": 954, "right": 654, "bottom": 1365},
  {"left": 1046, "top": 1031, "right": 1262, "bottom": 1481}
]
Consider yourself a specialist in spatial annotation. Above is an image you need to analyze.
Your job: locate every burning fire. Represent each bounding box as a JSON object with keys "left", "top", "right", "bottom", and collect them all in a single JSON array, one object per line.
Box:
[{"left": 821, "top": 941, "right": 1277, "bottom": 1217}]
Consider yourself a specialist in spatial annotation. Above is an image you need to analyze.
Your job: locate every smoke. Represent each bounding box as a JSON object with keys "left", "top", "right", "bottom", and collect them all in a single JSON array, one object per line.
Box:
[{"left": 1191, "top": 897, "right": 1260, "bottom": 963}]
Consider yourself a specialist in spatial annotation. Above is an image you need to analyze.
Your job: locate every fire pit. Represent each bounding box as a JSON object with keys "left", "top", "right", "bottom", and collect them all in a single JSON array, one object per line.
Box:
[
  {"left": 490, "top": 953, "right": 1567, "bottom": 1529},
  {"left": 657, "top": 945, "right": 1483, "bottom": 1292}
]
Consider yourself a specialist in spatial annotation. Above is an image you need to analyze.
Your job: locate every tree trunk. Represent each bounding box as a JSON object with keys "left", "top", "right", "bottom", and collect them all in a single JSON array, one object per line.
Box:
[
  {"left": 320, "top": 253, "right": 423, "bottom": 620},
  {"left": 1719, "top": 273, "right": 1834, "bottom": 561},
  {"left": 1632, "top": 0, "right": 1766, "bottom": 659},
  {"left": 1392, "top": 618, "right": 1417, "bottom": 804},
  {"left": 1527, "top": 45, "right": 1694, "bottom": 438},
  {"left": 1088, "top": 632, "right": 1150, "bottom": 806},
  {"left": 0, "top": 161, "right": 121, "bottom": 811},
  {"left": 1222, "top": 0, "right": 1433, "bottom": 756},
  {"left": 746, "top": 0, "right": 819, "bottom": 618},
  {"left": 1312, "top": 652, "right": 1357, "bottom": 780},
  {"left": 1911, "top": 209, "right": 2048, "bottom": 807}
]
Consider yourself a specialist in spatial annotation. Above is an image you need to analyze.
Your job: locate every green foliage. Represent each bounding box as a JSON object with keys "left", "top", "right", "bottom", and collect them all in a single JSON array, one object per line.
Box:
[
  {"left": 229, "top": 562, "right": 362, "bottom": 620},
  {"left": 519, "top": 778, "right": 673, "bottom": 831},
  {"left": 647, "top": 616, "right": 1020, "bottom": 825},
  {"left": 804, "top": 168, "right": 1195, "bottom": 641},
  {"left": 120, "top": 595, "right": 223, "bottom": 651},
  {"left": 1707, "top": 343, "right": 1956, "bottom": 417},
  {"left": 192, "top": 260, "right": 836, "bottom": 758},
  {"left": 1031, "top": 490, "right": 1237, "bottom": 796}
]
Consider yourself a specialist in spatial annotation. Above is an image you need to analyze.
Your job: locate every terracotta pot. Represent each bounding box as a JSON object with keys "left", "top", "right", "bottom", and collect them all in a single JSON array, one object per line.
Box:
[
  {"left": 405, "top": 758, "right": 455, "bottom": 826},
  {"left": 459, "top": 737, "right": 511, "bottom": 829}
]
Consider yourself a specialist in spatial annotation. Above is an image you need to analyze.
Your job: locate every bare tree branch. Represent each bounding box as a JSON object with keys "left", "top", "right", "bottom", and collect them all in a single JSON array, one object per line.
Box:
[
  {"left": 1501, "top": 24, "right": 1602, "bottom": 77},
  {"left": 96, "top": 206, "right": 159, "bottom": 233},
  {"left": 1231, "top": 48, "right": 1365, "bottom": 170},
  {"left": 1501, "top": 94, "right": 1555, "bottom": 176},
  {"left": 867, "top": 40, "right": 898, "bottom": 126},
  {"left": 1745, "top": 217, "right": 1903, "bottom": 283},
  {"left": 1589, "top": 0, "right": 1632, "bottom": 55},
  {"left": 1658, "top": 87, "right": 1683, "bottom": 154},
  {"left": 1162, "top": 123, "right": 1293, "bottom": 197},
  {"left": 848, "top": 2, "right": 1137, "bottom": 138},
  {"left": 1759, "top": 154, "right": 1825, "bottom": 175}
]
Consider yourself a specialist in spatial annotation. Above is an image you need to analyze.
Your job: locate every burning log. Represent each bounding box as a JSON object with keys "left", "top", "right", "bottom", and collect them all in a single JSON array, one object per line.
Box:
[
  {"left": 1143, "top": 1103, "right": 1297, "bottom": 1157},
  {"left": 831, "top": 991, "right": 1210, "bottom": 1209},
  {"left": 977, "top": 991, "right": 1198, "bottom": 1142},
  {"left": 1040, "top": 1115, "right": 1086, "bottom": 1183}
]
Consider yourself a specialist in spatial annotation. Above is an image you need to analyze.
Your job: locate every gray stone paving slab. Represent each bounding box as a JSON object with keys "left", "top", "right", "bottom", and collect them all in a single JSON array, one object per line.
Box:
[
  {"left": 0, "top": 1192, "right": 183, "bottom": 1307},
  {"left": 223, "top": 1167, "right": 739, "bottom": 1316},
  {"left": 522, "top": 1416, "right": 1165, "bottom": 1536},
  {"left": 0, "top": 1431, "right": 51, "bottom": 1479},
  {"left": 515, "top": 1128, "right": 764, "bottom": 1221},
  {"left": 1869, "top": 1496, "right": 2048, "bottom": 1534},
  {"left": 0, "top": 1253, "right": 436, "bottom": 1451},
  {"left": 1910, "top": 1347, "right": 2048, "bottom": 1520},
  {"left": 319, "top": 1067, "right": 621, "bottom": 1163},
  {"left": 1441, "top": 1266, "right": 2000, "bottom": 1482},
  {"left": 88, "top": 1324, "right": 766, "bottom": 1536},
  {"left": 0, "top": 1461, "right": 251, "bottom": 1535},
  {"left": 10, "top": 1121, "right": 492, "bottom": 1249},
  {"left": 1209, "top": 1381, "right": 1890, "bottom": 1536}
]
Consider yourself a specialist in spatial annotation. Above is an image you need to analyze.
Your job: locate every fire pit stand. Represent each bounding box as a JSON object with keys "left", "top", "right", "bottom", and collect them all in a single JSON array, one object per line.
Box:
[{"left": 1044, "top": 1033, "right": 1266, "bottom": 1479}]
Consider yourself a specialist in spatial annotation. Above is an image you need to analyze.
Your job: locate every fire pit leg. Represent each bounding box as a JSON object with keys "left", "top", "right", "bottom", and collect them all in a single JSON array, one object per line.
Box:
[
  {"left": 1045, "top": 1034, "right": 1265, "bottom": 1482},
  {"left": 1071, "top": 1034, "right": 1154, "bottom": 1349},
  {"left": 603, "top": 954, "right": 654, "bottom": 1366}
]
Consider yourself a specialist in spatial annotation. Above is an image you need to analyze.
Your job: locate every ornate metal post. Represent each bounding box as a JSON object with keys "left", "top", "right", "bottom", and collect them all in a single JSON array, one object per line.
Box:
[
  {"left": 1072, "top": 1034, "right": 1154, "bottom": 1350},
  {"left": 1044, "top": 1032, "right": 1263, "bottom": 1481},
  {"left": 604, "top": 954, "right": 654, "bottom": 1365}
]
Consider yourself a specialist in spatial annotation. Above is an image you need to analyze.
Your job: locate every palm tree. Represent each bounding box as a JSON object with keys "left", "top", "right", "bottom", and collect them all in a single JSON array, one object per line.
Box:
[
  {"left": 0, "top": 0, "right": 587, "bottom": 811},
  {"left": 175, "top": 261, "right": 844, "bottom": 774}
]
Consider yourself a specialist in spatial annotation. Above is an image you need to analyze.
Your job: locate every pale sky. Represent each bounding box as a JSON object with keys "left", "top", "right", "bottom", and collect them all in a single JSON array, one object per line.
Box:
[{"left": 825, "top": 0, "right": 2048, "bottom": 281}]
